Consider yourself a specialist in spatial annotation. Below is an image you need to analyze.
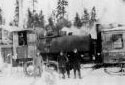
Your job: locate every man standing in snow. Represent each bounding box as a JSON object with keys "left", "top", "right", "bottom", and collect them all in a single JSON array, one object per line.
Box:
[
  {"left": 0, "top": 53, "right": 4, "bottom": 72},
  {"left": 10, "top": 54, "right": 18, "bottom": 74},
  {"left": 66, "top": 54, "right": 71, "bottom": 78},
  {"left": 34, "top": 52, "right": 43, "bottom": 77},
  {"left": 57, "top": 51, "right": 68, "bottom": 79},
  {"left": 72, "top": 48, "right": 81, "bottom": 79},
  {"left": 12, "top": 54, "right": 18, "bottom": 67}
]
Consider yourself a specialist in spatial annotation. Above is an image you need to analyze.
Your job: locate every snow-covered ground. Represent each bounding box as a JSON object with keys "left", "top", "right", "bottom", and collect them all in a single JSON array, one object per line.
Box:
[{"left": 0, "top": 64, "right": 125, "bottom": 85}]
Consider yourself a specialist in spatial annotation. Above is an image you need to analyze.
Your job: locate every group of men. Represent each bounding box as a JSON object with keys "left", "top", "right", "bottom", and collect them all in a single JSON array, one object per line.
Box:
[
  {"left": 57, "top": 48, "right": 82, "bottom": 79},
  {"left": 33, "top": 48, "right": 82, "bottom": 79}
]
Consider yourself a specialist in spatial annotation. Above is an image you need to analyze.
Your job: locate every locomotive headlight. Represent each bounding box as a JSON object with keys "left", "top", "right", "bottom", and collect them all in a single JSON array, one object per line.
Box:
[
  {"left": 97, "top": 53, "right": 100, "bottom": 56},
  {"left": 81, "top": 54, "right": 84, "bottom": 57}
]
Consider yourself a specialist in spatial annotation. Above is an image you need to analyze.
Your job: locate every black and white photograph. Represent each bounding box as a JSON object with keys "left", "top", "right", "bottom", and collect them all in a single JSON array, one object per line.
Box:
[{"left": 0, "top": 0, "right": 125, "bottom": 85}]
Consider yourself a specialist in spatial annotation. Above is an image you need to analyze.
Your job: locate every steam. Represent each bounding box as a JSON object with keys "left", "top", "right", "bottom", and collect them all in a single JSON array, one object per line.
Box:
[{"left": 62, "top": 25, "right": 97, "bottom": 39}]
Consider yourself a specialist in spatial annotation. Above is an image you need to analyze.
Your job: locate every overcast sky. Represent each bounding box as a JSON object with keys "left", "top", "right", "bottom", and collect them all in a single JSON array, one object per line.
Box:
[{"left": 0, "top": 0, "right": 125, "bottom": 25}]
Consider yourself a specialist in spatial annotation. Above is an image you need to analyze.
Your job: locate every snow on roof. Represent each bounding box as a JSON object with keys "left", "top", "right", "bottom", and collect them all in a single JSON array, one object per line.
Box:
[
  {"left": 0, "top": 25, "right": 22, "bottom": 32},
  {"left": 0, "top": 25, "right": 35, "bottom": 32},
  {"left": 101, "top": 26, "right": 125, "bottom": 32},
  {"left": 62, "top": 26, "right": 89, "bottom": 36},
  {"left": 62, "top": 26, "right": 97, "bottom": 39}
]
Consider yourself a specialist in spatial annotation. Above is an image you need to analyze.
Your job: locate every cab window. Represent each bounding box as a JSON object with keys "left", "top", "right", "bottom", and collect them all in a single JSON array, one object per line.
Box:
[{"left": 111, "top": 34, "right": 123, "bottom": 49}]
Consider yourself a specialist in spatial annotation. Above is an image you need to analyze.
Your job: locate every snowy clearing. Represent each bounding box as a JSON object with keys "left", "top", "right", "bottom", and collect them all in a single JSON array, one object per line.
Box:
[{"left": 0, "top": 64, "right": 125, "bottom": 85}]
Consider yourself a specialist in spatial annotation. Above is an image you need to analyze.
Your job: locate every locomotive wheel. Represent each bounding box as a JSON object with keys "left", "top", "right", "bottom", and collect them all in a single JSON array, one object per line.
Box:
[
  {"left": 46, "top": 61, "right": 58, "bottom": 71},
  {"left": 23, "top": 61, "right": 35, "bottom": 77},
  {"left": 104, "top": 64, "right": 125, "bottom": 76}
]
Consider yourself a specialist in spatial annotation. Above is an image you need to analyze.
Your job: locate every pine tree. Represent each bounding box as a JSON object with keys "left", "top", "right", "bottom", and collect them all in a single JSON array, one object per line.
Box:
[
  {"left": 27, "top": 9, "right": 45, "bottom": 28},
  {"left": 54, "top": 0, "right": 69, "bottom": 33},
  {"left": 74, "top": 13, "right": 82, "bottom": 28},
  {"left": 27, "top": 0, "right": 38, "bottom": 28},
  {"left": 38, "top": 10, "right": 44, "bottom": 28},
  {"left": 34, "top": 12, "right": 39, "bottom": 27},
  {"left": 27, "top": 8, "right": 34, "bottom": 28},
  {"left": 90, "top": 6, "right": 97, "bottom": 26},
  {"left": 56, "top": 0, "right": 68, "bottom": 20},
  {"left": 45, "top": 17, "right": 55, "bottom": 32},
  {"left": 0, "top": 7, "right": 3, "bottom": 25},
  {"left": 81, "top": 8, "right": 90, "bottom": 26},
  {"left": 13, "top": 0, "right": 19, "bottom": 26},
  {"left": 51, "top": 10, "right": 57, "bottom": 24},
  {"left": 48, "top": 17, "right": 54, "bottom": 26}
]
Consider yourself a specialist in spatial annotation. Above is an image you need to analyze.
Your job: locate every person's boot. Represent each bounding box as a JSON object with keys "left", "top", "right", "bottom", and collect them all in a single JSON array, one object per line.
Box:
[
  {"left": 74, "top": 74, "right": 76, "bottom": 79},
  {"left": 79, "top": 76, "right": 82, "bottom": 79},
  {"left": 78, "top": 72, "right": 82, "bottom": 79},
  {"left": 67, "top": 71, "right": 70, "bottom": 78},
  {"left": 74, "top": 70, "right": 76, "bottom": 79},
  {"left": 62, "top": 74, "right": 65, "bottom": 79},
  {"left": 68, "top": 75, "right": 70, "bottom": 78}
]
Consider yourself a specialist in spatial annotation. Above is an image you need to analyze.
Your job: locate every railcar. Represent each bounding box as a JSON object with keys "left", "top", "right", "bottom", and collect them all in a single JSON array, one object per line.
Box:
[{"left": 100, "top": 27, "right": 125, "bottom": 75}]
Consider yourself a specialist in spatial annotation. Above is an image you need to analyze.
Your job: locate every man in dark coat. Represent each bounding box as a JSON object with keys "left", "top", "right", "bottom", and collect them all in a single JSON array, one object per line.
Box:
[
  {"left": 57, "top": 51, "right": 68, "bottom": 79},
  {"left": 66, "top": 54, "right": 72, "bottom": 78},
  {"left": 72, "top": 48, "right": 81, "bottom": 79},
  {"left": 34, "top": 52, "right": 43, "bottom": 77}
]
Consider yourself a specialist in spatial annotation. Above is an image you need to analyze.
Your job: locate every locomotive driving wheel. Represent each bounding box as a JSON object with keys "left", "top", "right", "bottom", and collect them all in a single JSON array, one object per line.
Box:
[
  {"left": 45, "top": 61, "right": 58, "bottom": 71},
  {"left": 23, "top": 61, "right": 35, "bottom": 77},
  {"left": 23, "top": 61, "right": 44, "bottom": 77}
]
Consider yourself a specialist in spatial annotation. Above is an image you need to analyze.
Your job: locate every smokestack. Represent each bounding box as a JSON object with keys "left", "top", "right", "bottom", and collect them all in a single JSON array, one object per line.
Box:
[
  {"left": 18, "top": 0, "right": 23, "bottom": 29},
  {"left": 96, "top": 24, "right": 101, "bottom": 33},
  {"left": 96, "top": 24, "right": 102, "bottom": 55}
]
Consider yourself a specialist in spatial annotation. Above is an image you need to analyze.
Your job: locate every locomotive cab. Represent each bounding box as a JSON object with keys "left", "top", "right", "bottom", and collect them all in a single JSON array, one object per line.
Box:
[{"left": 11, "top": 29, "right": 36, "bottom": 66}]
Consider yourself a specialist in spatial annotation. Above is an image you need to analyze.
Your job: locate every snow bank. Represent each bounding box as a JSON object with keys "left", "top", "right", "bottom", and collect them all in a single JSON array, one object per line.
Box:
[
  {"left": 35, "top": 71, "right": 59, "bottom": 85},
  {"left": 0, "top": 54, "right": 4, "bottom": 70},
  {"left": 0, "top": 65, "right": 125, "bottom": 85}
]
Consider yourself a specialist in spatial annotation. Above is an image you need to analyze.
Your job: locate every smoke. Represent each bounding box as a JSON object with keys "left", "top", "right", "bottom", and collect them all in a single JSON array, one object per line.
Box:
[{"left": 96, "top": 0, "right": 125, "bottom": 24}]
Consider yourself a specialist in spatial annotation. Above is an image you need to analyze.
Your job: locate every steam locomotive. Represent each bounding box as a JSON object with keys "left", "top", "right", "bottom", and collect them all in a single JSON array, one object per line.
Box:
[
  {"left": 4, "top": 24, "right": 125, "bottom": 76},
  {"left": 38, "top": 34, "right": 93, "bottom": 63}
]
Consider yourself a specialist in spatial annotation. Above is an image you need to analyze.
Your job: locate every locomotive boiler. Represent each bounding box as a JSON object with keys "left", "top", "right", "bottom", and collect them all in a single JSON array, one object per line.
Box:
[{"left": 37, "top": 34, "right": 92, "bottom": 63}]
